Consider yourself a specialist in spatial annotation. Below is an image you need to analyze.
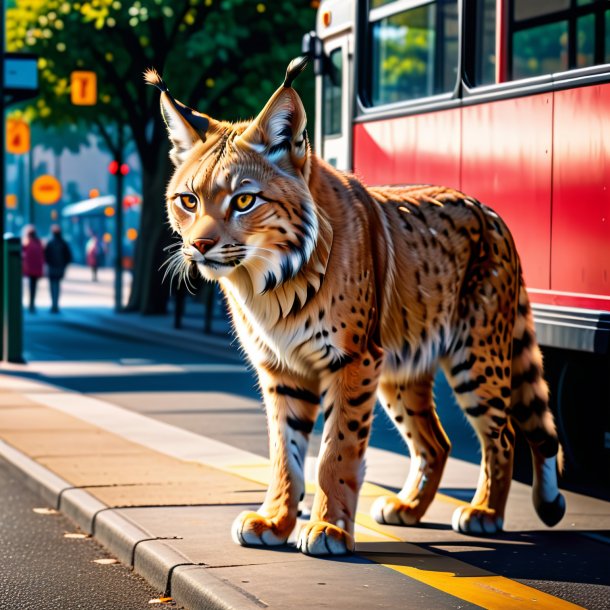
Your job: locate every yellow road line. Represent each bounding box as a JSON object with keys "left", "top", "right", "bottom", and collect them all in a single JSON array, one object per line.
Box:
[
  {"left": 355, "top": 514, "right": 583, "bottom": 610},
  {"left": 223, "top": 461, "right": 583, "bottom": 610}
]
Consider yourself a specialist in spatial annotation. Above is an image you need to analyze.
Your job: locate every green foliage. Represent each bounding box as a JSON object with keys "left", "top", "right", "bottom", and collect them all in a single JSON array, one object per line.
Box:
[{"left": 7, "top": 0, "right": 317, "bottom": 154}]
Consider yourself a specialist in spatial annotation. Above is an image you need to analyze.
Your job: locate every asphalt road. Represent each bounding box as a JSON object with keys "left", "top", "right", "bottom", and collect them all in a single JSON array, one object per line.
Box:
[{"left": 0, "top": 456, "right": 179, "bottom": 610}]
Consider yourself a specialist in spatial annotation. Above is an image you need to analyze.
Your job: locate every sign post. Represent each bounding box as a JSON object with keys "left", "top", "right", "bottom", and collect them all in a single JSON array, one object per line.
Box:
[
  {"left": 1, "top": 16, "right": 4, "bottom": 361},
  {"left": 2, "top": 51, "right": 39, "bottom": 361}
]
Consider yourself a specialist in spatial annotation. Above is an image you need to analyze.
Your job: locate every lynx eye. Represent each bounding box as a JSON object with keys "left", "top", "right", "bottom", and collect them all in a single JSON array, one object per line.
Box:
[
  {"left": 231, "top": 193, "right": 256, "bottom": 212},
  {"left": 177, "top": 192, "right": 199, "bottom": 212}
]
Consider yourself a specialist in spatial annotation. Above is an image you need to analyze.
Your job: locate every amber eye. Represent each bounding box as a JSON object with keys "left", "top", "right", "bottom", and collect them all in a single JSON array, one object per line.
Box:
[
  {"left": 232, "top": 193, "right": 256, "bottom": 212},
  {"left": 178, "top": 193, "right": 198, "bottom": 211}
]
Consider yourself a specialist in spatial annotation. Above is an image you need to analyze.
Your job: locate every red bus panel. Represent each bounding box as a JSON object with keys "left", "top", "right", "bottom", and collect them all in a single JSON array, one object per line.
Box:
[
  {"left": 353, "top": 108, "right": 461, "bottom": 190},
  {"left": 551, "top": 84, "right": 610, "bottom": 298},
  {"left": 461, "top": 94, "right": 554, "bottom": 289}
]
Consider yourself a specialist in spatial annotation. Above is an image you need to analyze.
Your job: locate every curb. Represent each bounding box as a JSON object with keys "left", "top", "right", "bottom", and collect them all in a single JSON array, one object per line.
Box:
[{"left": 0, "top": 439, "right": 264, "bottom": 610}]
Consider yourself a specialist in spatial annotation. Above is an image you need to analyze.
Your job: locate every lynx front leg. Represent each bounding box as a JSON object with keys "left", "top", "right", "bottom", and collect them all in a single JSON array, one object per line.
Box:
[
  {"left": 232, "top": 369, "right": 320, "bottom": 547},
  {"left": 297, "top": 353, "right": 382, "bottom": 556}
]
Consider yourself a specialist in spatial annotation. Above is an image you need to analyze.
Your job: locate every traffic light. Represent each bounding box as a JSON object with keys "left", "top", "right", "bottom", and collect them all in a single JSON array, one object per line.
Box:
[{"left": 108, "top": 160, "right": 129, "bottom": 175}]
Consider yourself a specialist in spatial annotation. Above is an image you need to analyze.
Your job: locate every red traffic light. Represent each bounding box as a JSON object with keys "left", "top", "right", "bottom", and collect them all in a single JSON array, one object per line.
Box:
[{"left": 108, "top": 161, "right": 129, "bottom": 175}]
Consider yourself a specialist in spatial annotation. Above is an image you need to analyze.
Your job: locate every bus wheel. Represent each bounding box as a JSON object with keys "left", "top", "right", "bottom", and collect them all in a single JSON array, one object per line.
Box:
[{"left": 547, "top": 348, "right": 610, "bottom": 493}]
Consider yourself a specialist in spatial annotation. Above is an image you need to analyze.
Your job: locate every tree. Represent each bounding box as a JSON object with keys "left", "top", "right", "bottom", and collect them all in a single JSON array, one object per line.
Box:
[{"left": 7, "top": 0, "right": 316, "bottom": 313}]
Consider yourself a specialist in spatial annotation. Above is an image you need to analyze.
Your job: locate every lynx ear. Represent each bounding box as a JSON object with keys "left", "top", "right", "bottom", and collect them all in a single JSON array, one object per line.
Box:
[
  {"left": 236, "top": 56, "right": 310, "bottom": 173},
  {"left": 144, "top": 68, "right": 217, "bottom": 166}
]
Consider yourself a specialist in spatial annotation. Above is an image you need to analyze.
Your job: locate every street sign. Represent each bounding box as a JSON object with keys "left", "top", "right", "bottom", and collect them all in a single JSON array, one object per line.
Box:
[
  {"left": 4, "top": 53, "right": 39, "bottom": 104},
  {"left": 6, "top": 119, "right": 30, "bottom": 154},
  {"left": 32, "top": 175, "right": 62, "bottom": 205},
  {"left": 71, "top": 71, "right": 97, "bottom": 106}
]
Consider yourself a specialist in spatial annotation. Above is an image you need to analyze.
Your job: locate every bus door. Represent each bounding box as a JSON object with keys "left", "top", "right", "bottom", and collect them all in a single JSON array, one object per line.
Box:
[{"left": 316, "top": 36, "right": 351, "bottom": 171}]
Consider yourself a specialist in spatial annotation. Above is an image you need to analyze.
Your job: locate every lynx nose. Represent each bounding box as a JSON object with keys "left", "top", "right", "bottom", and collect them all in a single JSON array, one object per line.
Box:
[{"left": 191, "top": 237, "right": 218, "bottom": 255}]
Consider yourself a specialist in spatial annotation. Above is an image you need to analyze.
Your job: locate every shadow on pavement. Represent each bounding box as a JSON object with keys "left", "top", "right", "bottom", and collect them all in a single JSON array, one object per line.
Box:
[{"left": 358, "top": 527, "right": 610, "bottom": 586}]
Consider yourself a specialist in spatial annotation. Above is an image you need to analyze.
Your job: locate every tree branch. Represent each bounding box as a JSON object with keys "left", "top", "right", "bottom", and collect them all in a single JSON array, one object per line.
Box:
[
  {"left": 165, "top": 2, "right": 196, "bottom": 50},
  {"left": 92, "top": 116, "right": 119, "bottom": 158},
  {"left": 187, "top": 73, "right": 239, "bottom": 111},
  {"left": 88, "top": 45, "right": 148, "bottom": 159}
]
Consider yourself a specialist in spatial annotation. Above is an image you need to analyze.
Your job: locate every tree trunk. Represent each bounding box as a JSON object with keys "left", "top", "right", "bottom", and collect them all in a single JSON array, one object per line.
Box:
[{"left": 125, "top": 139, "right": 174, "bottom": 314}]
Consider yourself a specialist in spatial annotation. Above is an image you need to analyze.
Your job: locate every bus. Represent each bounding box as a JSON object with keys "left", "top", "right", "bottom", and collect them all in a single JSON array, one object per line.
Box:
[{"left": 305, "top": 0, "right": 610, "bottom": 488}]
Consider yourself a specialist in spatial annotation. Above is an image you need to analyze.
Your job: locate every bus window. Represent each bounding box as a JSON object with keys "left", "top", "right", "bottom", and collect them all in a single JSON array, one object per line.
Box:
[
  {"left": 607, "top": 10, "right": 610, "bottom": 62},
  {"left": 513, "top": 20, "right": 568, "bottom": 79},
  {"left": 511, "top": 0, "right": 607, "bottom": 79},
  {"left": 322, "top": 48, "right": 343, "bottom": 137},
  {"left": 367, "top": 0, "right": 458, "bottom": 106},
  {"left": 577, "top": 13, "right": 595, "bottom": 68},
  {"left": 474, "top": 0, "right": 496, "bottom": 85}
]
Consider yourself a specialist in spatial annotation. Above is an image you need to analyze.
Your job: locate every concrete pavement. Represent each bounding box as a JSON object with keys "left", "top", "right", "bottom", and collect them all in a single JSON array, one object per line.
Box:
[{"left": 1, "top": 266, "right": 609, "bottom": 609}]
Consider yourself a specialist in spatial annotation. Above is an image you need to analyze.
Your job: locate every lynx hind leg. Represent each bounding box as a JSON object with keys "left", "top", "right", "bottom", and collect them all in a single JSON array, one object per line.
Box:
[
  {"left": 371, "top": 374, "right": 451, "bottom": 526},
  {"left": 443, "top": 334, "right": 517, "bottom": 535},
  {"left": 511, "top": 288, "right": 565, "bottom": 527}
]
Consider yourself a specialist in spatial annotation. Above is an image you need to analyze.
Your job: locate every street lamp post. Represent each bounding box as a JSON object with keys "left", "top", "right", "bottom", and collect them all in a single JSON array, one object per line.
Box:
[
  {"left": 113, "top": 125, "right": 126, "bottom": 312},
  {"left": 0, "top": 6, "right": 5, "bottom": 361}
]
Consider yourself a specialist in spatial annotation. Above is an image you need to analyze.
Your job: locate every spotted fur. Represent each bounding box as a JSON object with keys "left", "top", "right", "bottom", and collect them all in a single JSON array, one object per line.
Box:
[{"left": 150, "top": 58, "right": 565, "bottom": 556}]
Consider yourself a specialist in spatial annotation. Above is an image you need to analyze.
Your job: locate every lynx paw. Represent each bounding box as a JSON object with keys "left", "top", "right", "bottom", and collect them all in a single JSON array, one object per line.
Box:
[
  {"left": 231, "top": 511, "right": 291, "bottom": 547},
  {"left": 371, "top": 495, "right": 422, "bottom": 526},
  {"left": 451, "top": 506, "right": 503, "bottom": 535},
  {"left": 296, "top": 521, "right": 354, "bottom": 556}
]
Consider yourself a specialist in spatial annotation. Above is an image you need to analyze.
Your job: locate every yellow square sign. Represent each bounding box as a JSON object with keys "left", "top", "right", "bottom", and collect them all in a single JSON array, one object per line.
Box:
[{"left": 71, "top": 71, "right": 97, "bottom": 106}]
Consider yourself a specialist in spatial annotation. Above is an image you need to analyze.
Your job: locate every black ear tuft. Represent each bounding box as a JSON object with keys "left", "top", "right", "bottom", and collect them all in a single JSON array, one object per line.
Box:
[
  {"left": 283, "top": 56, "right": 309, "bottom": 88},
  {"left": 172, "top": 100, "right": 210, "bottom": 135},
  {"left": 145, "top": 69, "right": 210, "bottom": 137}
]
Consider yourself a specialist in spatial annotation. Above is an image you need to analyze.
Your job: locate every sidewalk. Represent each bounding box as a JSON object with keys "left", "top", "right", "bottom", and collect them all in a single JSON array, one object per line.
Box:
[
  {"left": 21, "top": 265, "right": 239, "bottom": 362},
  {"left": 2, "top": 266, "right": 608, "bottom": 609}
]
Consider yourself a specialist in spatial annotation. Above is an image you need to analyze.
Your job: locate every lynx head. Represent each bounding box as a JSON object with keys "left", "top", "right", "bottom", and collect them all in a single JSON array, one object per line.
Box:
[{"left": 146, "top": 58, "right": 320, "bottom": 296}]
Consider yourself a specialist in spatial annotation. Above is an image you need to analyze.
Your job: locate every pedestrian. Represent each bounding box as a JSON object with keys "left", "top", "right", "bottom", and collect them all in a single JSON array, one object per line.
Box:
[
  {"left": 21, "top": 225, "right": 44, "bottom": 313},
  {"left": 44, "top": 225, "right": 72, "bottom": 313},
  {"left": 85, "top": 233, "right": 102, "bottom": 281}
]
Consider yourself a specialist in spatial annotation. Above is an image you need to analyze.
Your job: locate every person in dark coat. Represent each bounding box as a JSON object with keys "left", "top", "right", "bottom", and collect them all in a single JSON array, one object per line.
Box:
[
  {"left": 44, "top": 225, "right": 72, "bottom": 313},
  {"left": 22, "top": 225, "right": 45, "bottom": 313}
]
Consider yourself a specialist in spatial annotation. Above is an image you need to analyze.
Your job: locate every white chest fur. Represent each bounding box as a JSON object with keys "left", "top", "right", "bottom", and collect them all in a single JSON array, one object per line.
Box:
[{"left": 222, "top": 280, "right": 337, "bottom": 376}]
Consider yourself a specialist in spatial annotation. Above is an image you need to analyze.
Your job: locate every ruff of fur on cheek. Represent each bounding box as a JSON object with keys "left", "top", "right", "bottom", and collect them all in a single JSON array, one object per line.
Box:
[
  {"left": 217, "top": 215, "right": 333, "bottom": 373},
  {"left": 240, "top": 204, "right": 331, "bottom": 323},
  {"left": 244, "top": 200, "right": 320, "bottom": 296}
]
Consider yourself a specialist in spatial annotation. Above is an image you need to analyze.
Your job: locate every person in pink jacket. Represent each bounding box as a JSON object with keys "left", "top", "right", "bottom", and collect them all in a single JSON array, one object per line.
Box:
[{"left": 22, "top": 225, "right": 45, "bottom": 313}]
